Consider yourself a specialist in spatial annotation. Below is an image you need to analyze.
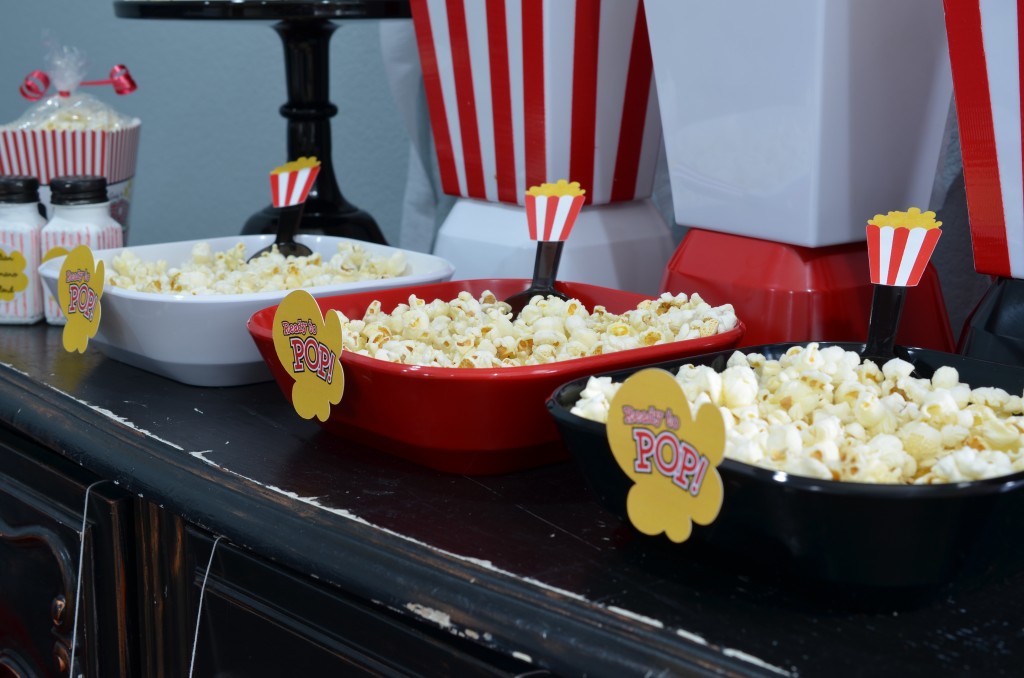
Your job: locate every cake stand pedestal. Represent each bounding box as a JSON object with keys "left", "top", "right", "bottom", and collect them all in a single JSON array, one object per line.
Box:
[{"left": 113, "top": 1, "right": 411, "bottom": 244}]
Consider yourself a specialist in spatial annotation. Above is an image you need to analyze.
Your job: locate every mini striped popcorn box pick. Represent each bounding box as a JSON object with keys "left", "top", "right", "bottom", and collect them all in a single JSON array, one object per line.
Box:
[
  {"left": 865, "top": 208, "right": 942, "bottom": 287},
  {"left": 248, "top": 157, "right": 321, "bottom": 261},
  {"left": 525, "top": 180, "right": 586, "bottom": 242},
  {"left": 270, "top": 157, "right": 321, "bottom": 208}
]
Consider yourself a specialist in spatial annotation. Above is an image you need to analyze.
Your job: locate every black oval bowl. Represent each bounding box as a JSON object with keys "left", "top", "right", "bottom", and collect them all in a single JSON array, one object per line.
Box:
[{"left": 546, "top": 342, "right": 1024, "bottom": 592}]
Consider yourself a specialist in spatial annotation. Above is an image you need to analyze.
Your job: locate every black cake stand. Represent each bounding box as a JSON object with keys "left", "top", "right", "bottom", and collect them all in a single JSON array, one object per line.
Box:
[{"left": 113, "top": 1, "right": 412, "bottom": 244}]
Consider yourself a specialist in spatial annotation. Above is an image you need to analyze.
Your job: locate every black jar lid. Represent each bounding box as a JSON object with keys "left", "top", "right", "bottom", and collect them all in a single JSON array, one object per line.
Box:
[
  {"left": 50, "top": 175, "right": 108, "bottom": 205},
  {"left": 0, "top": 175, "right": 41, "bottom": 204}
]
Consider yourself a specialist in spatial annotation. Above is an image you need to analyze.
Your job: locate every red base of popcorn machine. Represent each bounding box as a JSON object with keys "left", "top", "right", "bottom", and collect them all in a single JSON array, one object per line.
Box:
[{"left": 661, "top": 229, "right": 955, "bottom": 352}]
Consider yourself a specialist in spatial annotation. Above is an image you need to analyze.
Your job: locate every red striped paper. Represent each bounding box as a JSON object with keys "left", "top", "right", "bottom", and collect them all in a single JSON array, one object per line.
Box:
[
  {"left": 410, "top": 0, "right": 660, "bottom": 206},
  {"left": 943, "top": 0, "right": 1022, "bottom": 278},
  {"left": 866, "top": 225, "right": 942, "bottom": 287}
]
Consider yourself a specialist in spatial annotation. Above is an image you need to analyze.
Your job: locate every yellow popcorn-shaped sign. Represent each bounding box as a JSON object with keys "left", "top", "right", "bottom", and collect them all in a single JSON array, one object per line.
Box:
[
  {"left": 868, "top": 207, "right": 942, "bottom": 230},
  {"left": 0, "top": 248, "right": 29, "bottom": 301},
  {"left": 58, "top": 245, "right": 103, "bottom": 353},
  {"left": 607, "top": 368, "right": 725, "bottom": 543},
  {"left": 272, "top": 290, "right": 344, "bottom": 421}
]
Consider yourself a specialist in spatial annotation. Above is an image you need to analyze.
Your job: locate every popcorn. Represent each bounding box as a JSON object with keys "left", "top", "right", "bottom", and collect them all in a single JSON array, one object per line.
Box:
[
  {"left": 526, "top": 179, "right": 586, "bottom": 197},
  {"left": 571, "top": 343, "right": 1024, "bottom": 485},
  {"left": 336, "top": 290, "right": 738, "bottom": 368},
  {"left": 722, "top": 365, "right": 759, "bottom": 409},
  {"left": 107, "top": 241, "right": 408, "bottom": 295}
]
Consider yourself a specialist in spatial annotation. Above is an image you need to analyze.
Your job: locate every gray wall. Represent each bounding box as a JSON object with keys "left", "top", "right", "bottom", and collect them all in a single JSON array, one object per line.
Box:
[{"left": 0, "top": 2, "right": 411, "bottom": 247}]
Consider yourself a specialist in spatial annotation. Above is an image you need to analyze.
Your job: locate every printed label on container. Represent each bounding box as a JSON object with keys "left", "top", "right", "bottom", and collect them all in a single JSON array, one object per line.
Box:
[
  {"left": 58, "top": 245, "right": 103, "bottom": 353},
  {"left": 272, "top": 290, "right": 344, "bottom": 422},
  {"left": 0, "top": 248, "right": 29, "bottom": 301},
  {"left": 607, "top": 368, "right": 726, "bottom": 543}
]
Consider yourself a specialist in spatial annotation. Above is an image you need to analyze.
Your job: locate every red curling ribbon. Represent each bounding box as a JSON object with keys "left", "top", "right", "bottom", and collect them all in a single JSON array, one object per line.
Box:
[
  {"left": 19, "top": 70, "right": 50, "bottom": 101},
  {"left": 19, "top": 64, "right": 137, "bottom": 101},
  {"left": 81, "top": 65, "right": 137, "bottom": 95}
]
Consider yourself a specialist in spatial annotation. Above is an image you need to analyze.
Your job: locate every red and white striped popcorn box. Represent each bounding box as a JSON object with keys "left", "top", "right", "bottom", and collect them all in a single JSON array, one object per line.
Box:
[
  {"left": 410, "top": 0, "right": 661, "bottom": 207},
  {"left": 0, "top": 122, "right": 141, "bottom": 229},
  {"left": 270, "top": 161, "right": 320, "bottom": 208},
  {"left": 944, "top": 1, "right": 1024, "bottom": 278},
  {"left": 525, "top": 193, "right": 585, "bottom": 242},
  {"left": 865, "top": 225, "right": 942, "bottom": 287}
]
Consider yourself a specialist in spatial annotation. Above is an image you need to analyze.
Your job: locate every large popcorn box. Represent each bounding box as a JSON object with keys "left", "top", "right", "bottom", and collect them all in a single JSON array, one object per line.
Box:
[
  {"left": 0, "top": 123, "right": 141, "bottom": 236},
  {"left": 644, "top": 0, "right": 951, "bottom": 248},
  {"left": 410, "top": 0, "right": 673, "bottom": 294},
  {"left": 412, "top": 0, "right": 661, "bottom": 206},
  {"left": 943, "top": 2, "right": 1024, "bottom": 363},
  {"left": 943, "top": 1, "right": 1024, "bottom": 279}
]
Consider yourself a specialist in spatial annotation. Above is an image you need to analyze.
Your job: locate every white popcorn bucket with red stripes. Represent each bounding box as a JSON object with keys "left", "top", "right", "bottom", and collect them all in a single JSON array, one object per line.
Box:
[
  {"left": 411, "top": 0, "right": 661, "bottom": 206},
  {"left": 0, "top": 122, "right": 141, "bottom": 238},
  {"left": 644, "top": 0, "right": 951, "bottom": 248},
  {"left": 866, "top": 225, "right": 943, "bottom": 287},
  {"left": 944, "top": 0, "right": 1024, "bottom": 279},
  {"left": 410, "top": 0, "right": 673, "bottom": 294}
]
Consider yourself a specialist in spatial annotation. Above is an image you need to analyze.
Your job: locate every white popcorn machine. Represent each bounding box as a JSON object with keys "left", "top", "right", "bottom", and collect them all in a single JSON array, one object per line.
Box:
[
  {"left": 645, "top": 0, "right": 955, "bottom": 350},
  {"left": 409, "top": 0, "right": 674, "bottom": 295},
  {"left": 945, "top": 0, "right": 1024, "bottom": 364}
]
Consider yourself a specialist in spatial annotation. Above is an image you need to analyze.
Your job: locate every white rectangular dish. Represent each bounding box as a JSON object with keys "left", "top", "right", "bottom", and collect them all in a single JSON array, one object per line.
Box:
[{"left": 38, "top": 234, "right": 455, "bottom": 387}]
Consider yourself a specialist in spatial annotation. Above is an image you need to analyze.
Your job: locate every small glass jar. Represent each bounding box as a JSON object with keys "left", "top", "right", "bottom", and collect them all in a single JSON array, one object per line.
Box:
[
  {"left": 41, "top": 175, "right": 123, "bottom": 325},
  {"left": 0, "top": 175, "right": 46, "bottom": 324}
]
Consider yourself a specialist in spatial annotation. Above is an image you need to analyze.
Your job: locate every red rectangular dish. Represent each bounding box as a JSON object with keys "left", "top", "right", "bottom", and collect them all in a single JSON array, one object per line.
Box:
[{"left": 247, "top": 279, "right": 744, "bottom": 474}]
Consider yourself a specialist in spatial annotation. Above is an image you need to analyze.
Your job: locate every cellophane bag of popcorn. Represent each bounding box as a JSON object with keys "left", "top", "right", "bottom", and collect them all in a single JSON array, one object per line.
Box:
[{"left": 0, "top": 37, "right": 141, "bottom": 240}]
